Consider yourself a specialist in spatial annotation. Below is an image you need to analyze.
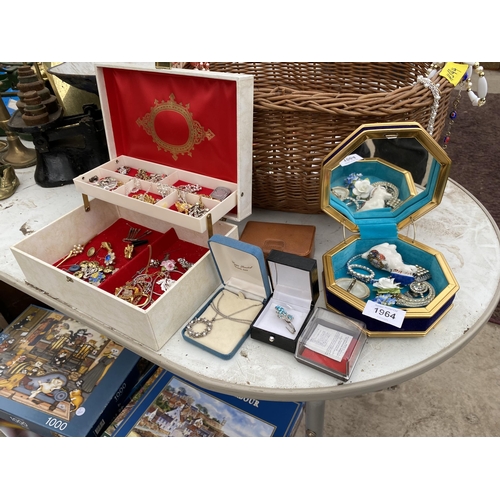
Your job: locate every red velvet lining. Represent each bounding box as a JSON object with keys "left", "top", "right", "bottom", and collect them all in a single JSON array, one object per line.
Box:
[
  {"left": 127, "top": 190, "right": 163, "bottom": 203},
  {"left": 102, "top": 67, "right": 238, "bottom": 183},
  {"left": 119, "top": 168, "right": 215, "bottom": 201},
  {"left": 53, "top": 218, "right": 208, "bottom": 310},
  {"left": 53, "top": 218, "right": 161, "bottom": 272},
  {"left": 301, "top": 336, "right": 359, "bottom": 377}
]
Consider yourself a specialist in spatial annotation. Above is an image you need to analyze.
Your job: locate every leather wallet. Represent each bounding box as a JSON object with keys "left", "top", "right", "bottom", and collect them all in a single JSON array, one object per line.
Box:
[{"left": 239, "top": 221, "right": 316, "bottom": 258}]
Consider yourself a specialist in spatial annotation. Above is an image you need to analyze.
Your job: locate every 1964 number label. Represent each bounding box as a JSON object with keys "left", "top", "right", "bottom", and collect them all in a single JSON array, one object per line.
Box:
[{"left": 362, "top": 301, "right": 406, "bottom": 328}]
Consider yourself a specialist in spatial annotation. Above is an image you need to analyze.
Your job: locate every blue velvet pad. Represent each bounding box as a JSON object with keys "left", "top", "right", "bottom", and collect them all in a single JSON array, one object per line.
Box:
[
  {"left": 329, "top": 157, "right": 442, "bottom": 233},
  {"left": 330, "top": 236, "right": 449, "bottom": 303}
]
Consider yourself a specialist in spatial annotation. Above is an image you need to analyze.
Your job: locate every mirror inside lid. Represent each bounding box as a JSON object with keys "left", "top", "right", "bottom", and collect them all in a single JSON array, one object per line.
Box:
[{"left": 321, "top": 122, "right": 451, "bottom": 233}]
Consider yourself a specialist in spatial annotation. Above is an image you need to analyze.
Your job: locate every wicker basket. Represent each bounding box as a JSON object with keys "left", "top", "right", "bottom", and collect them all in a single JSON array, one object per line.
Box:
[{"left": 210, "top": 62, "right": 453, "bottom": 214}]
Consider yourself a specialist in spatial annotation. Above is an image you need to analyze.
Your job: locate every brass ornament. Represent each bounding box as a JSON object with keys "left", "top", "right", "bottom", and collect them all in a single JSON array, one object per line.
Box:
[{"left": 136, "top": 94, "right": 214, "bottom": 160}]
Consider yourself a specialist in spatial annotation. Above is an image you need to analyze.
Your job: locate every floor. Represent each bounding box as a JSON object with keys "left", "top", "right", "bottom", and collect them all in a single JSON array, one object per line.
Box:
[{"left": 297, "top": 68, "right": 500, "bottom": 437}]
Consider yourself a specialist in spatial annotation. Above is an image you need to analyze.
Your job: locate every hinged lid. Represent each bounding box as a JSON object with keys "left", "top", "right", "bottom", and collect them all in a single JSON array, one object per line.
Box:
[
  {"left": 267, "top": 250, "right": 319, "bottom": 306},
  {"left": 321, "top": 122, "right": 451, "bottom": 237},
  {"left": 208, "top": 234, "right": 271, "bottom": 300},
  {"left": 73, "top": 64, "right": 254, "bottom": 233}
]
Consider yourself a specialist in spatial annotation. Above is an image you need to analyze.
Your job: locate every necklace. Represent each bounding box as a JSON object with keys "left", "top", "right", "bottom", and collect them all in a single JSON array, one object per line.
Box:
[{"left": 185, "top": 291, "right": 262, "bottom": 338}]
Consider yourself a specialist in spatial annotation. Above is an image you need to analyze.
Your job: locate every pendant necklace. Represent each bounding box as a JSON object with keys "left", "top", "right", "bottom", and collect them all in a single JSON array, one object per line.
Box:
[{"left": 185, "top": 291, "right": 261, "bottom": 338}]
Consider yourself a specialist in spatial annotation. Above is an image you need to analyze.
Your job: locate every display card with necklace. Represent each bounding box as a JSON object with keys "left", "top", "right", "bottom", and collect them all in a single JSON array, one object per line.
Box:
[{"left": 184, "top": 289, "right": 263, "bottom": 356}]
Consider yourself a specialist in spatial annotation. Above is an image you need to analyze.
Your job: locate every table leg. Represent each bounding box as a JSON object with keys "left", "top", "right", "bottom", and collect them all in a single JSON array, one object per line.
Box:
[{"left": 305, "top": 400, "right": 325, "bottom": 436}]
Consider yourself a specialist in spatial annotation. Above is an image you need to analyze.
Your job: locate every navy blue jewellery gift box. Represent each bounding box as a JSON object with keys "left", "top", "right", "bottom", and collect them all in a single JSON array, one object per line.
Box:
[
  {"left": 251, "top": 249, "right": 319, "bottom": 353},
  {"left": 321, "top": 122, "right": 459, "bottom": 337},
  {"left": 182, "top": 234, "right": 271, "bottom": 359}
]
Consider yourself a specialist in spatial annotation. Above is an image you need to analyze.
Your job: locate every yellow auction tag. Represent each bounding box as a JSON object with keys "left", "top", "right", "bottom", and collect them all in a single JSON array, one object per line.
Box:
[{"left": 439, "top": 62, "right": 469, "bottom": 86}]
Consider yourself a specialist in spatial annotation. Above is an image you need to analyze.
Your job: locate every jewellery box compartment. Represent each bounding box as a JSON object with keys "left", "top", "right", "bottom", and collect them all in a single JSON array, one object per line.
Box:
[
  {"left": 182, "top": 235, "right": 271, "bottom": 360},
  {"left": 321, "top": 122, "right": 459, "bottom": 337},
  {"left": 295, "top": 306, "right": 367, "bottom": 381},
  {"left": 251, "top": 249, "right": 319, "bottom": 353},
  {"left": 73, "top": 64, "right": 254, "bottom": 234},
  {"left": 11, "top": 198, "right": 238, "bottom": 351}
]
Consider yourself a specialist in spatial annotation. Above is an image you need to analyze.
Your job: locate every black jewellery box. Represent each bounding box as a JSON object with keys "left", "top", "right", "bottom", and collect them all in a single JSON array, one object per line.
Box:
[{"left": 251, "top": 249, "right": 319, "bottom": 353}]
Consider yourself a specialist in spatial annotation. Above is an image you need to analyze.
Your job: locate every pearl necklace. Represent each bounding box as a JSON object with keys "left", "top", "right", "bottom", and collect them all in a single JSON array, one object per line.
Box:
[
  {"left": 429, "top": 62, "right": 488, "bottom": 107},
  {"left": 421, "top": 62, "right": 488, "bottom": 146}
]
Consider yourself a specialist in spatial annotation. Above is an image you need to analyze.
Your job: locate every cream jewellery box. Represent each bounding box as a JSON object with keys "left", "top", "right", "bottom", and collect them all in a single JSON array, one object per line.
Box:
[
  {"left": 182, "top": 235, "right": 272, "bottom": 360},
  {"left": 321, "top": 122, "right": 459, "bottom": 337},
  {"left": 11, "top": 64, "right": 254, "bottom": 351}
]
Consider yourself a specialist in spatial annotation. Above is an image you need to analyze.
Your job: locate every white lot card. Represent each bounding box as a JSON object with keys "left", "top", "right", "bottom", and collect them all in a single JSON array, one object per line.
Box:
[
  {"left": 305, "top": 323, "right": 353, "bottom": 362},
  {"left": 363, "top": 300, "right": 406, "bottom": 328}
]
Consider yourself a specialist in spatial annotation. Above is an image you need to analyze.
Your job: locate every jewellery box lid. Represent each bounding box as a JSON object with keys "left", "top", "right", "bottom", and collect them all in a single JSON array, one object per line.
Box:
[
  {"left": 208, "top": 234, "right": 272, "bottom": 301},
  {"left": 267, "top": 249, "right": 319, "bottom": 305},
  {"left": 76, "top": 63, "right": 254, "bottom": 226},
  {"left": 321, "top": 122, "right": 451, "bottom": 237}
]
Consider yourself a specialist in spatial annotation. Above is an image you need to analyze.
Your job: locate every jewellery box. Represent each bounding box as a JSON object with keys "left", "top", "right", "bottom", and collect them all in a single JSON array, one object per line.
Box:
[
  {"left": 181, "top": 234, "right": 271, "bottom": 360},
  {"left": 11, "top": 64, "right": 254, "bottom": 351},
  {"left": 239, "top": 221, "right": 316, "bottom": 259},
  {"left": 295, "top": 307, "right": 366, "bottom": 381},
  {"left": 321, "top": 122, "right": 459, "bottom": 337},
  {"left": 251, "top": 249, "right": 319, "bottom": 353}
]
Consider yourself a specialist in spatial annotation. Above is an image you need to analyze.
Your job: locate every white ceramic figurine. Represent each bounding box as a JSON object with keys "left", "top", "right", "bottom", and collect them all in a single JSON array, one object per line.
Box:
[
  {"left": 361, "top": 243, "right": 417, "bottom": 274},
  {"left": 357, "top": 186, "right": 393, "bottom": 212}
]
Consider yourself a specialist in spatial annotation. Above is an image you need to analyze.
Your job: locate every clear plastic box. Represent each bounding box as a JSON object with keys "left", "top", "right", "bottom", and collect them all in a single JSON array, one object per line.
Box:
[{"left": 295, "top": 307, "right": 366, "bottom": 381}]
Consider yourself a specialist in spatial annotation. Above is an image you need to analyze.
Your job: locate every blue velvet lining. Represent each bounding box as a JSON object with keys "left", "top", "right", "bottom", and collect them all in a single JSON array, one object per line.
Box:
[
  {"left": 330, "top": 236, "right": 449, "bottom": 303},
  {"left": 329, "top": 158, "right": 442, "bottom": 226}
]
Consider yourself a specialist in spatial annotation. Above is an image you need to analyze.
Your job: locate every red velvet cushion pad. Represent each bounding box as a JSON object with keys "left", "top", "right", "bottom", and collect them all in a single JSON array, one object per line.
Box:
[
  {"left": 102, "top": 67, "right": 238, "bottom": 183},
  {"left": 53, "top": 218, "right": 208, "bottom": 309},
  {"left": 53, "top": 218, "right": 161, "bottom": 270},
  {"left": 100, "top": 227, "right": 208, "bottom": 304},
  {"left": 301, "top": 336, "right": 359, "bottom": 377}
]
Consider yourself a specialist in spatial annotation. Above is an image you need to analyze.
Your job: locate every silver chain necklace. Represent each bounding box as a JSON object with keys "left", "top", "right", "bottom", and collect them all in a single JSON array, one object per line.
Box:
[{"left": 185, "top": 292, "right": 261, "bottom": 339}]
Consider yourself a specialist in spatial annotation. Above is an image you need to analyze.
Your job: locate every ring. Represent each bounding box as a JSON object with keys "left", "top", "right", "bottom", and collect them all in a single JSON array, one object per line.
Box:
[
  {"left": 117, "top": 166, "right": 130, "bottom": 175},
  {"left": 275, "top": 305, "right": 296, "bottom": 334},
  {"left": 346, "top": 254, "right": 376, "bottom": 283}
]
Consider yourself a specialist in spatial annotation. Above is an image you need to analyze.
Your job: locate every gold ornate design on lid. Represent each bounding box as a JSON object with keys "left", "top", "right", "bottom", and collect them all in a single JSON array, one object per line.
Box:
[{"left": 137, "top": 93, "right": 214, "bottom": 160}]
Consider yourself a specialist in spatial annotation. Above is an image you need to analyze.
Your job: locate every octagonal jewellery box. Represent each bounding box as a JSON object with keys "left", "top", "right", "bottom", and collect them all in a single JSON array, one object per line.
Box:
[
  {"left": 321, "top": 122, "right": 459, "bottom": 337},
  {"left": 11, "top": 64, "right": 254, "bottom": 351},
  {"left": 181, "top": 234, "right": 272, "bottom": 360}
]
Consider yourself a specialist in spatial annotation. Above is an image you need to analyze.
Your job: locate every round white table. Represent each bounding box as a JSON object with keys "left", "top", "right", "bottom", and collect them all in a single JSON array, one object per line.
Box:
[{"left": 2, "top": 168, "right": 499, "bottom": 436}]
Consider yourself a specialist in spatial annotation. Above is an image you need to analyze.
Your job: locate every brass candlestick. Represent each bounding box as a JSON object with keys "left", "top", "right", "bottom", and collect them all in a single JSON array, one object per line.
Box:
[{"left": 0, "top": 98, "right": 37, "bottom": 169}]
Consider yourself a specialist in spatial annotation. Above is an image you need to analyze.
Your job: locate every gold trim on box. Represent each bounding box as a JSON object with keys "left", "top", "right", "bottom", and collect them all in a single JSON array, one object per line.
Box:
[
  {"left": 323, "top": 235, "right": 459, "bottom": 321},
  {"left": 320, "top": 122, "right": 451, "bottom": 233},
  {"left": 137, "top": 94, "right": 215, "bottom": 160},
  {"left": 324, "top": 303, "right": 455, "bottom": 338}
]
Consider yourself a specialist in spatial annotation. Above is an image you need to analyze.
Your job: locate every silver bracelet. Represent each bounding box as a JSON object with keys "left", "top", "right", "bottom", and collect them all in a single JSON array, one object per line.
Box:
[{"left": 346, "top": 254, "right": 375, "bottom": 283}]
